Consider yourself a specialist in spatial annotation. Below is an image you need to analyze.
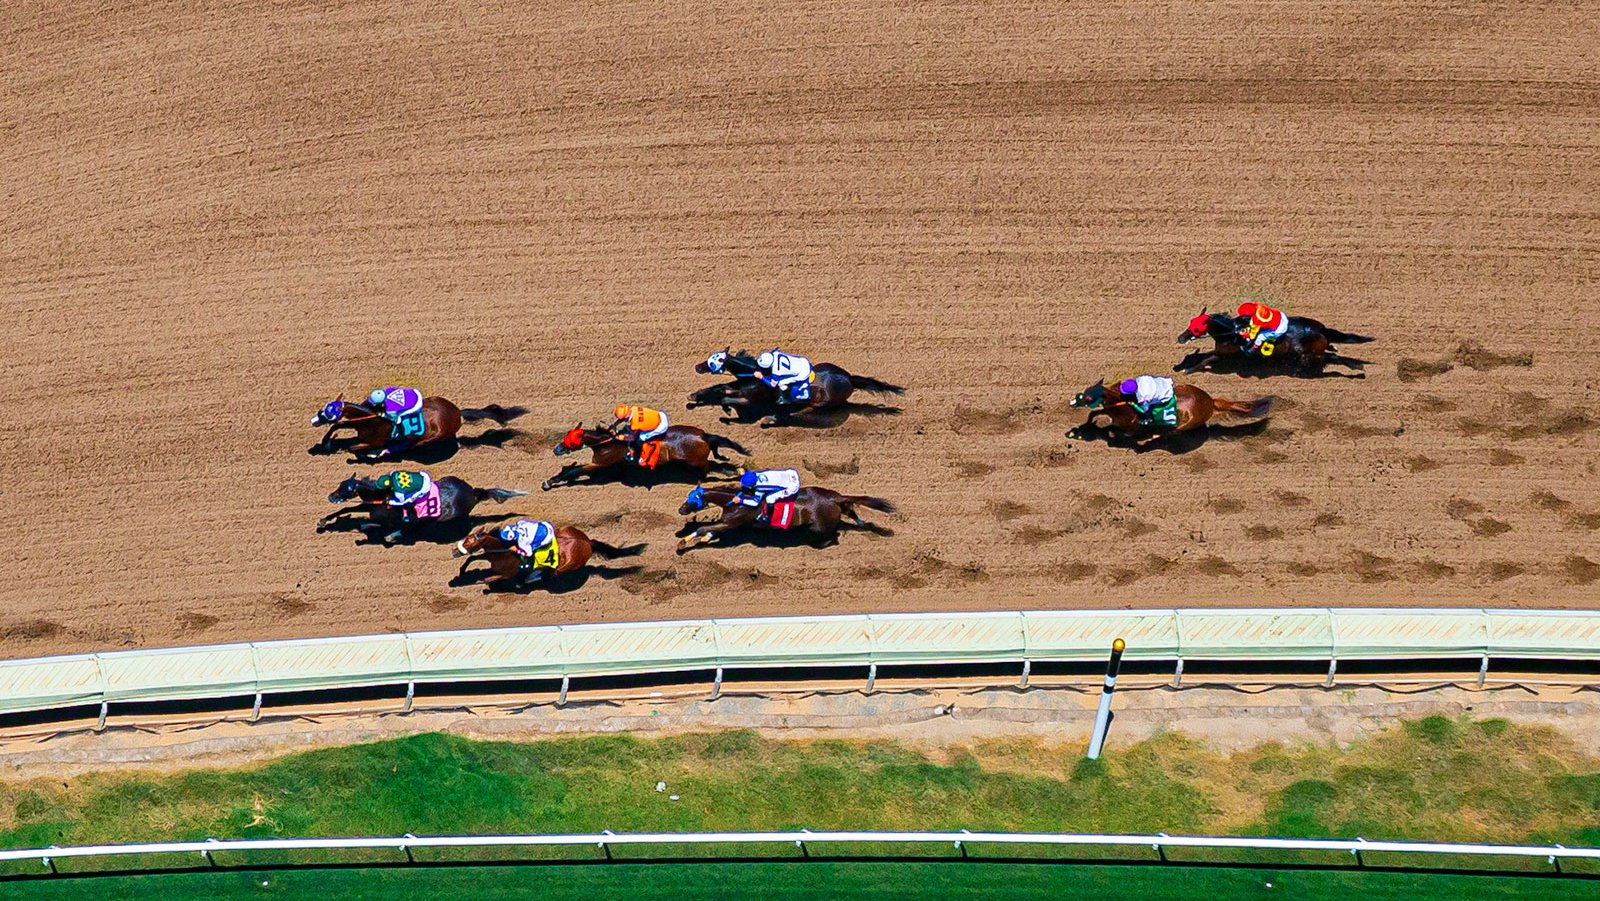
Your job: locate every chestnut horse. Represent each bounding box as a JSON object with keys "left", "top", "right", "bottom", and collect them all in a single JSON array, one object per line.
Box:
[
  {"left": 309, "top": 397, "right": 526, "bottom": 460},
  {"left": 1177, "top": 308, "right": 1373, "bottom": 377},
  {"left": 687, "top": 349, "right": 904, "bottom": 426},
  {"left": 451, "top": 525, "right": 644, "bottom": 592},
  {"left": 318, "top": 475, "right": 528, "bottom": 544},
  {"left": 542, "top": 423, "right": 751, "bottom": 490},
  {"left": 675, "top": 483, "right": 895, "bottom": 553},
  {"left": 1069, "top": 378, "right": 1274, "bottom": 447}
]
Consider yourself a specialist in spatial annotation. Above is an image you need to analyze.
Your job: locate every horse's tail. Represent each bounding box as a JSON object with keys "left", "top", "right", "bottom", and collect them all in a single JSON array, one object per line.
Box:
[
  {"left": 1212, "top": 395, "right": 1276, "bottom": 422},
  {"left": 837, "top": 495, "right": 896, "bottom": 514},
  {"left": 476, "top": 487, "right": 529, "bottom": 504},
  {"left": 589, "top": 540, "right": 647, "bottom": 559},
  {"left": 706, "top": 433, "right": 753, "bottom": 458},
  {"left": 461, "top": 404, "right": 529, "bottom": 425},
  {"left": 848, "top": 374, "right": 906, "bottom": 395},
  {"left": 1320, "top": 327, "right": 1375, "bottom": 345}
]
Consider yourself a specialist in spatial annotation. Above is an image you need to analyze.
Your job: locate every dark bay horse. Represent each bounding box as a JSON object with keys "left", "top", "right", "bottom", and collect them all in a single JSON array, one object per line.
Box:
[
  {"left": 451, "top": 525, "right": 644, "bottom": 592},
  {"left": 688, "top": 349, "right": 905, "bottom": 426},
  {"left": 675, "top": 483, "right": 895, "bottom": 552},
  {"left": 319, "top": 475, "right": 528, "bottom": 544},
  {"left": 1177, "top": 309, "right": 1373, "bottom": 377},
  {"left": 1069, "top": 378, "right": 1274, "bottom": 448},
  {"left": 542, "top": 423, "right": 750, "bottom": 490},
  {"left": 310, "top": 397, "right": 527, "bottom": 460}
]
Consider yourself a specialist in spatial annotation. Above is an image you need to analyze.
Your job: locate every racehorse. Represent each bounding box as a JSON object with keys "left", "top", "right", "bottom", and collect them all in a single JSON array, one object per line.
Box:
[
  {"left": 318, "top": 475, "right": 528, "bottom": 544},
  {"left": 309, "top": 397, "right": 527, "bottom": 460},
  {"left": 542, "top": 423, "right": 751, "bottom": 490},
  {"left": 451, "top": 525, "right": 645, "bottom": 592},
  {"left": 675, "top": 483, "right": 895, "bottom": 553},
  {"left": 1068, "top": 378, "right": 1275, "bottom": 447},
  {"left": 1177, "top": 308, "right": 1374, "bottom": 377},
  {"left": 687, "top": 349, "right": 905, "bottom": 426}
]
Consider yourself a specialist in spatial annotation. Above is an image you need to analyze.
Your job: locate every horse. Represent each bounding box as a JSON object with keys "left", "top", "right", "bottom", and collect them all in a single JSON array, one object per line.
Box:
[
  {"left": 541, "top": 422, "right": 751, "bottom": 490},
  {"left": 675, "top": 483, "right": 895, "bottom": 553},
  {"left": 451, "top": 525, "right": 645, "bottom": 592},
  {"left": 318, "top": 474, "right": 528, "bottom": 544},
  {"left": 687, "top": 349, "right": 905, "bottom": 426},
  {"left": 1177, "top": 308, "right": 1374, "bottom": 377},
  {"left": 309, "top": 396, "right": 527, "bottom": 460},
  {"left": 1068, "top": 378, "right": 1275, "bottom": 448}
]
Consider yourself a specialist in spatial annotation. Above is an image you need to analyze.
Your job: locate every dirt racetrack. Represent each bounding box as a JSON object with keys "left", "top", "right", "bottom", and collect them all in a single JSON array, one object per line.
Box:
[{"left": 4, "top": 1, "right": 1599, "bottom": 658}]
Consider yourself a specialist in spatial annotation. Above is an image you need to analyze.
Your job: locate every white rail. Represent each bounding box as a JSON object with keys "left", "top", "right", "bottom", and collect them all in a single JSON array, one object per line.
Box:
[{"left": 3, "top": 831, "right": 1596, "bottom": 873}]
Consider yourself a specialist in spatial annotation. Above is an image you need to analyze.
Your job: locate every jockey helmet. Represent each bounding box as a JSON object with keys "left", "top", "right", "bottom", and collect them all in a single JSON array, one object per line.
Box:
[
  {"left": 1118, "top": 378, "right": 1139, "bottom": 397},
  {"left": 756, "top": 350, "right": 776, "bottom": 370},
  {"left": 705, "top": 351, "right": 727, "bottom": 374},
  {"left": 740, "top": 470, "right": 760, "bottom": 490},
  {"left": 1235, "top": 301, "right": 1258, "bottom": 318},
  {"left": 613, "top": 404, "right": 632, "bottom": 420},
  {"left": 1251, "top": 304, "right": 1280, "bottom": 328},
  {"left": 497, "top": 524, "right": 518, "bottom": 542},
  {"left": 368, "top": 388, "right": 387, "bottom": 406}
]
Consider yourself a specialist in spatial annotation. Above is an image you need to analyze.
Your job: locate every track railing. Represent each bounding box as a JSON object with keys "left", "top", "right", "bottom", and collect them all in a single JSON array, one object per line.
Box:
[
  {"left": 2, "top": 831, "right": 1596, "bottom": 881},
  {"left": 2, "top": 608, "right": 1598, "bottom": 723}
]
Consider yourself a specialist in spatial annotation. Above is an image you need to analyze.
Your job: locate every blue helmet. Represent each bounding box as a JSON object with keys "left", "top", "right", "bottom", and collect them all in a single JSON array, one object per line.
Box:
[
  {"left": 684, "top": 485, "right": 705, "bottom": 510},
  {"left": 739, "top": 470, "right": 760, "bottom": 490},
  {"left": 497, "top": 524, "right": 519, "bottom": 542},
  {"left": 368, "top": 388, "right": 388, "bottom": 406}
]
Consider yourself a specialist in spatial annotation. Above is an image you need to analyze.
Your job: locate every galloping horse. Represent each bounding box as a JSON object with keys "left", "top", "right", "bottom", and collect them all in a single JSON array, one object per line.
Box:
[
  {"left": 542, "top": 423, "right": 750, "bottom": 490},
  {"left": 1069, "top": 379, "right": 1274, "bottom": 447},
  {"left": 675, "top": 483, "right": 895, "bottom": 552},
  {"left": 687, "top": 349, "right": 905, "bottom": 426},
  {"left": 451, "top": 525, "right": 644, "bottom": 592},
  {"left": 1177, "top": 308, "right": 1373, "bottom": 377},
  {"left": 318, "top": 475, "right": 528, "bottom": 544},
  {"left": 309, "top": 397, "right": 526, "bottom": 460}
]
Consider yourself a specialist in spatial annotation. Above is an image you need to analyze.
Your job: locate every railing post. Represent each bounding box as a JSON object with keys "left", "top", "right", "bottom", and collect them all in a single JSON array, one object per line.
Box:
[
  {"left": 43, "top": 846, "right": 58, "bottom": 875},
  {"left": 1154, "top": 832, "right": 1169, "bottom": 862},
  {"left": 1086, "top": 639, "right": 1125, "bottom": 760},
  {"left": 711, "top": 666, "right": 724, "bottom": 701},
  {"left": 250, "top": 692, "right": 263, "bottom": 722},
  {"left": 1325, "top": 658, "right": 1338, "bottom": 688},
  {"left": 558, "top": 675, "right": 570, "bottom": 707},
  {"left": 96, "top": 702, "right": 108, "bottom": 733},
  {"left": 1019, "top": 659, "right": 1031, "bottom": 689},
  {"left": 1353, "top": 836, "right": 1367, "bottom": 867},
  {"left": 599, "top": 830, "right": 614, "bottom": 860},
  {"left": 866, "top": 663, "right": 877, "bottom": 694},
  {"left": 1172, "top": 657, "right": 1184, "bottom": 688},
  {"left": 402, "top": 833, "right": 417, "bottom": 864},
  {"left": 403, "top": 682, "right": 416, "bottom": 714},
  {"left": 1477, "top": 656, "right": 1489, "bottom": 688}
]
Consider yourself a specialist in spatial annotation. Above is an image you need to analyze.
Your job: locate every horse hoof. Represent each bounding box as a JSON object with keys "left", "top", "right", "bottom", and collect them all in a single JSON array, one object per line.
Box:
[{"left": 541, "top": 481, "right": 553, "bottom": 491}]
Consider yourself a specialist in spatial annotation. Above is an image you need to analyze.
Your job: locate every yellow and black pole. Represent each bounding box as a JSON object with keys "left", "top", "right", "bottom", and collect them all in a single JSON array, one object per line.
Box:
[{"left": 1086, "top": 638, "right": 1126, "bottom": 760}]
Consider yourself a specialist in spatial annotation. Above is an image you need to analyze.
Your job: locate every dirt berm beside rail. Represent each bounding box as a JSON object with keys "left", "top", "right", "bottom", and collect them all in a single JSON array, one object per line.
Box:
[{"left": 3, "top": 1, "right": 1598, "bottom": 657}]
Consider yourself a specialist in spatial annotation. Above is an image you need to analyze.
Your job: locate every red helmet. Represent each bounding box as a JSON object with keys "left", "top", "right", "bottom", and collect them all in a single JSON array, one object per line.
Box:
[
  {"left": 1235, "top": 301, "right": 1258, "bottom": 318},
  {"left": 1251, "top": 304, "right": 1281, "bottom": 328}
]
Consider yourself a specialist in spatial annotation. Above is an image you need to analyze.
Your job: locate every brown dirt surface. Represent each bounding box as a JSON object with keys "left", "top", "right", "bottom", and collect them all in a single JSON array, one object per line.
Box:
[{"left": 3, "top": 1, "right": 1598, "bottom": 658}]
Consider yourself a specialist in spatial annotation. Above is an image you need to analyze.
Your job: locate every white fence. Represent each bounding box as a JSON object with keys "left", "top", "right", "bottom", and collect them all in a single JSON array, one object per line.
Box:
[
  {"left": 2, "top": 608, "right": 1599, "bottom": 723},
  {"left": 2, "top": 830, "right": 1595, "bottom": 879}
]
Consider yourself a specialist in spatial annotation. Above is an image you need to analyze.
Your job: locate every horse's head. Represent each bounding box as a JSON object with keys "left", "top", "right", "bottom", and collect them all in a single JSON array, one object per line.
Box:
[
  {"left": 327, "top": 475, "right": 371, "bottom": 503},
  {"left": 312, "top": 396, "right": 346, "bottom": 426},
  {"left": 696, "top": 348, "right": 731, "bottom": 375},
  {"left": 1071, "top": 379, "right": 1109, "bottom": 410},
  {"left": 680, "top": 484, "right": 708, "bottom": 515},
  {"left": 553, "top": 422, "right": 597, "bottom": 456},
  {"left": 453, "top": 526, "right": 507, "bottom": 558},
  {"left": 1179, "top": 307, "right": 1217, "bottom": 344}
]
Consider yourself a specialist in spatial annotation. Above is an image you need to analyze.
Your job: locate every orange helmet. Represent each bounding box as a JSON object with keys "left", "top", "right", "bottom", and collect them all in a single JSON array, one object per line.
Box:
[{"left": 613, "top": 404, "right": 632, "bottom": 420}]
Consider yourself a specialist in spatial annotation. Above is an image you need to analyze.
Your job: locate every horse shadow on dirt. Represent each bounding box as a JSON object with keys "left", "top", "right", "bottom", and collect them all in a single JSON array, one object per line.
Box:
[
  {"left": 447, "top": 563, "right": 644, "bottom": 595},
  {"left": 712, "top": 402, "right": 904, "bottom": 429},
  {"left": 672, "top": 518, "right": 893, "bottom": 551},
  {"left": 1173, "top": 350, "right": 1370, "bottom": 380},
  {"left": 543, "top": 462, "right": 731, "bottom": 492},
  {"left": 308, "top": 429, "right": 523, "bottom": 465},
  {"left": 1066, "top": 419, "right": 1274, "bottom": 455},
  {"left": 319, "top": 512, "right": 520, "bottom": 548}
]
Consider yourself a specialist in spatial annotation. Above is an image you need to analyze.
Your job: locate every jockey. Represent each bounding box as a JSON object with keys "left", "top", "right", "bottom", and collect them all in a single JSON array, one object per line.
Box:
[
  {"left": 1236, "top": 301, "right": 1289, "bottom": 355},
  {"left": 498, "top": 519, "right": 558, "bottom": 567},
  {"left": 609, "top": 404, "right": 670, "bottom": 462},
  {"left": 730, "top": 467, "right": 802, "bottom": 522},
  {"left": 374, "top": 470, "right": 433, "bottom": 518},
  {"left": 368, "top": 386, "right": 424, "bottom": 423},
  {"left": 755, "top": 349, "right": 814, "bottom": 404},
  {"left": 1118, "top": 376, "right": 1180, "bottom": 430}
]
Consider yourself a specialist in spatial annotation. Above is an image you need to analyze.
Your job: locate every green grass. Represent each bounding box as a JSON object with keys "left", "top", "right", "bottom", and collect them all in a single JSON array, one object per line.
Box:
[
  {"left": 0, "top": 715, "right": 1597, "bottom": 881},
  {"left": 2, "top": 863, "right": 1596, "bottom": 901}
]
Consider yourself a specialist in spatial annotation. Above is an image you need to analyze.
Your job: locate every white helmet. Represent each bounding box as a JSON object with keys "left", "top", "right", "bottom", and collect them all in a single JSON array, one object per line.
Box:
[
  {"left": 705, "top": 351, "right": 727, "bottom": 374},
  {"left": 368, "top": 388, "right": 387, "bottom": 405},
  {"left": 757, "top": 350, "right": 776, "bottom": 369}
]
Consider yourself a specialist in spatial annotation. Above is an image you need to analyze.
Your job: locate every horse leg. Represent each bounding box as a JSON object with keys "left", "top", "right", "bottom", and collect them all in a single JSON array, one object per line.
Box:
[
  {"left": 316, "top": 504, "right": 372, "bottom": 531},
  {"left": 676, "top": 517, "right": 743, "bottom": 554},
  {"left": 542, "top": 463, "right": 588, "bottom": 491},
  {"left": 1175, "top": 352, "right": 1220, "bottom": 374}
]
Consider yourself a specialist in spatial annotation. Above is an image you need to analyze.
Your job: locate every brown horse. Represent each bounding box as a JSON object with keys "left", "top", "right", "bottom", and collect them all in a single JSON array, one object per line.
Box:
[
  {"left": 541, "top": 423, "right": 751, "bottom": 490},
  {"left": 688, "top": 350, "right": 905, "bottom": 426},
  {"left": 451, "top": 525, "right": 645, "bottom": 592},
  {"left": 310, "top": 397, "right": 526, "bottom": 460},
  {"left": 1068, "top": 378, "right": 1274, "bottom": 447},
  {"left": 675, "top": 483, "right": 895, "bottom": 553}
]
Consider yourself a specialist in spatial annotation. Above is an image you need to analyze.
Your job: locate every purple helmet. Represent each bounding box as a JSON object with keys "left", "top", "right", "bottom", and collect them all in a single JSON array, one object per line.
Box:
[{"left": 1118, "top": 378, "right": 1139, "bottom": 396}]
